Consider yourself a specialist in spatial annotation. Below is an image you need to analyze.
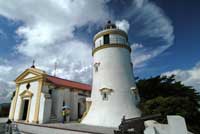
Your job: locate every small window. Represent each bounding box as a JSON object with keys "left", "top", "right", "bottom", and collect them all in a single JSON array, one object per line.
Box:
[
  {"left": 115, "top": 37, "right": 118, "bottom": 43},
  {"left": 102, "top": 93, "right": 108, "bottom": 100},
  {"left": 100, "top": 88, "right": 113, "bottom": 101},
  {"left": 131, "top": 87, "right": 139, "bottom": 101},
  {"left": 94, "top": 62, "right": 100, "bottom": 72},
  {"left": 63, "top": 101, "right": 65, "bottom": 106},
  {"left": 104, "top": 34, "right": 109, "bottom": 44},
  {"left": 26, "top": 83, "right": 30, "bottom": 90},
  {"left": 49, "top": 90, "right": 52, "bottom": 95}
]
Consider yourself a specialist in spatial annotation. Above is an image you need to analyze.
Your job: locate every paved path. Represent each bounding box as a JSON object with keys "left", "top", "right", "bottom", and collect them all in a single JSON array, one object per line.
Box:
[
  {"left": 0, "top": 118, "right": 116, "bottom": 134},
  {"left": 0, "top": 118, "right": 8, "bottom": 133},
  {"left": 14, "top": 122, "right": 116, "bottom": 134},
  {"left": 0, "top": 117, "right": 8, "bottom": 123},
  {"left": 43, "top": 123, "right": 116, "bottom": 134}
]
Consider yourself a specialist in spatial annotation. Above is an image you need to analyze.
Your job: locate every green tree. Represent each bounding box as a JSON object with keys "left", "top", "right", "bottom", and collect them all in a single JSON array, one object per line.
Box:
[{"left": 137, "top": 75, "right": 200, "bottom": 133}]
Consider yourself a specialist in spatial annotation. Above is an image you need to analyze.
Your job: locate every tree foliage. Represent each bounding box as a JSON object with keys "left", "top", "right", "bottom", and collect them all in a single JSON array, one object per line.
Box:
[{"left": 136, "top": 75, "right": 200, "bottom": 133}]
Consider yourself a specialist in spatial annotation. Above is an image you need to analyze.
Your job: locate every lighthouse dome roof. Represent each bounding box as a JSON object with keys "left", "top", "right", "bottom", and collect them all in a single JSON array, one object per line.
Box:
[{"left": 103, "top": 20, "right": 117, "bottom": 30}]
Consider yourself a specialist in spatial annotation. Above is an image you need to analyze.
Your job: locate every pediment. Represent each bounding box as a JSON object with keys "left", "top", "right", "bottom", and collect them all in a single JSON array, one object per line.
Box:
[
  {"left": 20, "top": 90, "right": 33, "bottom": 98},
  {"left": 23, "top": 73, "right": 37, "bottom": 79},
  {"left": 15, "top": 68, "right": 46, "bottom": 83}
]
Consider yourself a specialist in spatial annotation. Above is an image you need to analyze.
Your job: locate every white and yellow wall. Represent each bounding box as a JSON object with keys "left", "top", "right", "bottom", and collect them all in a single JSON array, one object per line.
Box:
[
  {"left": 82, "top": 25, "right": 141, "bottom": 127},
  {"left": 9, "top": 68, "right": 46, "bottom": 123},
  {"left": 9, "top": 67, "right": 89, "bottom": 124}
]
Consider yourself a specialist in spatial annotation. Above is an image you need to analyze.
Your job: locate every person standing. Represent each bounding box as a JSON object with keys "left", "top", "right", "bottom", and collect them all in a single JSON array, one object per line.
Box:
[
  {"left": 65, "top": 109, "right": 70, "bottom": 123},
  {"left": 62, "top": 108, "right": 66, "bottom": 124}
]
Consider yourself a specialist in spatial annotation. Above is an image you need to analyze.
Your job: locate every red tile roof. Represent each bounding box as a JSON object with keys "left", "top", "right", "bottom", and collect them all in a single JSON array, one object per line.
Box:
[{"left": 46, "top": 75, "right": 91, "bottom": 91}]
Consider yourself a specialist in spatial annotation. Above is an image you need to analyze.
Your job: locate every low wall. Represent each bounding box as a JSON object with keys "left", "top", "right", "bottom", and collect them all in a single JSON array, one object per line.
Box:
[
  {"left": 14, "top": 123, "right": 92, "bottom": 134},
  {"left": 13, "top": 122, "right": 115, "bottom": 134}
]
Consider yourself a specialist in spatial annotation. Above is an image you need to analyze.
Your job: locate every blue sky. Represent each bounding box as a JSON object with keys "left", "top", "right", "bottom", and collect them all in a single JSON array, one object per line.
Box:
[
  {"left": 0, "top": 0, "right": 200, "bottom": 103},
  {"left": 148, "top": 0, "right": 200, "bottom": 74}
]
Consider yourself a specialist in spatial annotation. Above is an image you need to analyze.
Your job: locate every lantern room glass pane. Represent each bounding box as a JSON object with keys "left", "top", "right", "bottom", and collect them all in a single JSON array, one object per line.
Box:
[{"left": 104, "top": 34, "right": 109, "bottom": 44}]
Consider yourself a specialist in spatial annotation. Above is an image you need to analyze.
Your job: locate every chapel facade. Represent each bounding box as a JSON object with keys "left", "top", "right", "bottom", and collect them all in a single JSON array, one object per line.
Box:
[{"left": 8, "top": 67, "right": 91, "bottom": 124}]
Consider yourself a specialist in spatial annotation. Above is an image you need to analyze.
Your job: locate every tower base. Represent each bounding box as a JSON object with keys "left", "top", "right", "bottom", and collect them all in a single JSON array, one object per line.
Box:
[{"left": 81, "top": 100, "right": 141, "bottom": 127}]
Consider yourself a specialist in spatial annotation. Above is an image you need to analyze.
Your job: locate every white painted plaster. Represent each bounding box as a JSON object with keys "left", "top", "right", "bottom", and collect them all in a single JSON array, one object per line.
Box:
[
  {"left": 39, "top": 92, "right": 52, "bottom": 123},
  {"left": 38, "top": 93, "right": 45, "bottom": 123},
  {"left": 168, "top": 116, "right": 188, "bottom": 134},
  {"left": 95, "top": 36, "right": 103, "bottom": 48},
  {"left": 27, "top": 81, "right": 38, "bottom": 122},
  {"left": 43, "top": 98, "right": 52, "bottom": 123},
  {"left": 14, "top": 81, "right": 39, "bottom": 122},
  {"left": 52, "top": 89, "right": 63, "bottom": 121},
  {"left": 8, "top": 99, "right": 14, "bottom": 119},
  {"left": 24, "top": 73, "right": 36, "bottom": 79},
  {"left": 144, "top": 116, "right": 189, "bottom": 134},
  {"left": 70, "top": 91, "right": 78, "bottom": 120},
  {"left": 82, "top": 28, "right": 141, "bottom": 127}
]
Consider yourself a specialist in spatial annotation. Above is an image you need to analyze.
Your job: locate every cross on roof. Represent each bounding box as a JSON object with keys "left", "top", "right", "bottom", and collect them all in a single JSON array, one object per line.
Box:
[{"left": 31, "top": 60, "right": 35, "bottom": 68}]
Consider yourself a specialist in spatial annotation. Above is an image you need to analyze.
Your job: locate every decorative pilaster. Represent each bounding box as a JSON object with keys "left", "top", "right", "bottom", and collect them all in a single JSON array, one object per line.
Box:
[
  {"left": 10, "top": 84, "right": 20, "bottom": 120},
  {"left": 32, "top": 79, "right": 43, "bottom": 123},
  {"left": 25, "top": 98, "right": 32, "bottom": 122}
]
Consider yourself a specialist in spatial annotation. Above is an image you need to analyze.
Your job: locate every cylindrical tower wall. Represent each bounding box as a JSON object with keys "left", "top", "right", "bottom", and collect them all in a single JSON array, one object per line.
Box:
[{"left": 82, "top": 22, "right": 141, "bottom": 127}]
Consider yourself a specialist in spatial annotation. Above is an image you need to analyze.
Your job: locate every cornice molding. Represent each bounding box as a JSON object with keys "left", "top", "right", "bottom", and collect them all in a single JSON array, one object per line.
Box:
[
  {"left": 16, "top": 76, "right": 43, "bottom": 84},
  {"left": 92, "top": 44, "right": 131, "bottom": 56},
  {"left": 20, "top": 90, "right": 33, "bottom": 98}
]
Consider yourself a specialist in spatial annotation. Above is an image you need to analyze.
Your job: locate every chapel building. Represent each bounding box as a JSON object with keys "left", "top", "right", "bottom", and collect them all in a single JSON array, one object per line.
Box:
[{"left": 8, "top": 66, "right": 91, "bottom": 124}]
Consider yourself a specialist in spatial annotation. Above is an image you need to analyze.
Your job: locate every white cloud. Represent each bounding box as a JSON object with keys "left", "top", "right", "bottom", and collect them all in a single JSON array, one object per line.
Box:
[
  {"left": 163, "top": 63, "right": 200, "bottom": 92},
  {"left": 0, "top": 79, "right": 14, "bottom": 103},
  {"left": 0, "top": 0, "right": 175, "bottom": 103},
  {"left": 0, "top": 0, "right": 110, "bottom": 79},
  {"left": 116, "top": 0, "right": 175, "bottom": 69},
  {"left": 116, "top": 19, "right": 130, "bottom": 33},
  {"left": 35, "top": 40, "right": 93, "bottom": 83},
  {"left": 126, "top": 0, "right": 174, "bottom": 68},
  {"left": 131, "top": 43, "right": 170, "bottom": 68},
  {"left": 0, "top": 0, "right": 109, "bottom": 57},
  {"left": 130, "top": 0, "right": 174, "bottom": 46},
  {"left": 0, "top": 0, "right": 110, "bottom": 103},
  {"left": 0, "top": 29, "right": 7, "bottom": 39},
  {"left": 0, "top": 65, "right": 12, "bottom": 77},
  {"left": 0, "top": 65, "right": 15, "bottom": 103},
  {"left": 131, "top": 43, "right": 143, "bottom": 50}
]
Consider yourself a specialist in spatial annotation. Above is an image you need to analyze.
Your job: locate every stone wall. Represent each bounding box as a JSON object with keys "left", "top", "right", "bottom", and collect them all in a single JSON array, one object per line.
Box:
[{"left": 144, "top": 115, "right": 192, "bottom": 134}]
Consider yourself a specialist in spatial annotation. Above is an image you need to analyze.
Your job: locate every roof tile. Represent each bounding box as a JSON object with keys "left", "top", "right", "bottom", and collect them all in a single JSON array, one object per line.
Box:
[{"left": 46, "top": 75, "right": 91, "bottom": 91}]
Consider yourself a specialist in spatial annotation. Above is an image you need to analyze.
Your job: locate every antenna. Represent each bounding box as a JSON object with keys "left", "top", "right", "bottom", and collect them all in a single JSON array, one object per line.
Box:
[
  {"left": 31, "top": 60, "right": 35, "bottom": 68},
  {"left": 54, "top": 61, "right": 57, "bottom": 76}
]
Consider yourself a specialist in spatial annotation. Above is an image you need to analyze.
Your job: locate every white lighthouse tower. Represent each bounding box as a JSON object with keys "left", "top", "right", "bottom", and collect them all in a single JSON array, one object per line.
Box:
[{"left": 82, "top": 21, "right": 141, "bottom": 127}]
